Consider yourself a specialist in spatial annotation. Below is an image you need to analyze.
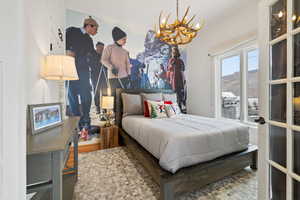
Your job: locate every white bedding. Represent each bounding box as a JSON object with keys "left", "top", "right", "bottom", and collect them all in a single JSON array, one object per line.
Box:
[{"left": 122, "top": 114, "right": 249, "bottom": 173}]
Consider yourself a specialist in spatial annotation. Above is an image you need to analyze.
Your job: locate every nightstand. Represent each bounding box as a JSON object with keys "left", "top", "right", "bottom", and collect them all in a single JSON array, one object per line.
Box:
[{"left": 100, "top": 125, "right": 119, "bottom": 149}]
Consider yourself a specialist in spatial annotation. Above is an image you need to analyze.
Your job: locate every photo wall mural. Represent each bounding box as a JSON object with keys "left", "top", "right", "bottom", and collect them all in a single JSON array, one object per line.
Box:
[{"left": 65, "top": 9, "right": 187, "bottom": 129}]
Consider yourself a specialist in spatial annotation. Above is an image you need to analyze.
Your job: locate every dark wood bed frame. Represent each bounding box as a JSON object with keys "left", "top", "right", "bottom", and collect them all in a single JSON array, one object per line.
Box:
[{"left": 116, "top": 88, "right": 258, "bottom": 200}]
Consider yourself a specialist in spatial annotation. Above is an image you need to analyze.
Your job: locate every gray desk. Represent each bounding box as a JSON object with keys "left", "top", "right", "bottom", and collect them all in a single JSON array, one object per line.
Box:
[{"left": 27, "top": 117, "right": 79, "bottom": 200}]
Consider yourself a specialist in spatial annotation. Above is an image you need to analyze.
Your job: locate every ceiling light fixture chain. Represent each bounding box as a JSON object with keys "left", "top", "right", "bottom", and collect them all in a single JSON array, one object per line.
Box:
[{"left": 177, "top": 0, "right": 179, "bottom": 20}]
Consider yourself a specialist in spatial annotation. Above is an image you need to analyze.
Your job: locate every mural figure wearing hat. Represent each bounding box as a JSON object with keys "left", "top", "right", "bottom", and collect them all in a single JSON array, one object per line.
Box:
[
  {"left": 66, "top": 16, "right": 99, "bottom": 130},
  {"left": 102, "top": 26, "right": 132, "bottom": 109},
  {"left": 91, "top": 41, "right": 108, "bottom": 114}
]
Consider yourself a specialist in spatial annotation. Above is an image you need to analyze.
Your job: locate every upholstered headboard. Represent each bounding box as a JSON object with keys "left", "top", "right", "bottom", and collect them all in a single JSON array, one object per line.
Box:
[{"left": 115, "top": 88, "right": 174, "bottom": 128}]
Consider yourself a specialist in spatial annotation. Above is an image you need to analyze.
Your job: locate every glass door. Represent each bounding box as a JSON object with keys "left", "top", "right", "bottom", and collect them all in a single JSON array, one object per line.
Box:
[
  {"left": 258, "top": 0, "right": 300, "bottom": 199},
  {"left": 221, "top": 54, "right": 241, "bottom": 120},
  {"left": 246, "top": 49, "right": 260, "bottom": 123}
]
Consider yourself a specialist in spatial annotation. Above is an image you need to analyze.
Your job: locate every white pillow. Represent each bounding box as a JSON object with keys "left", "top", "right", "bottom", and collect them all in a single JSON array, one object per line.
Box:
[
  {"left": 141, "top": 93, "right": 163, "bottom": 101},
  {"left": 141, "top": 93, "right": 163, "bottom": 112},
  {"left": 122, "top": 93, "right": 143, "bottom": 116},
  {"left": 163, "top": 93, "right": 177, "bottom": 104}
]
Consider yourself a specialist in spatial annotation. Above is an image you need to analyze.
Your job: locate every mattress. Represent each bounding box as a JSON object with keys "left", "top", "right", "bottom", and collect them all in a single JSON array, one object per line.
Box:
[{"left": 122, "top": 114, "right": 249, "bottom": 173}]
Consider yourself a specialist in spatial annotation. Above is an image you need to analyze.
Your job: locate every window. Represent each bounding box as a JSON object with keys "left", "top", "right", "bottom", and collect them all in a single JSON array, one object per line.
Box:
[{"left": 216, "top": 46, "right": 259, "bottom": 124}]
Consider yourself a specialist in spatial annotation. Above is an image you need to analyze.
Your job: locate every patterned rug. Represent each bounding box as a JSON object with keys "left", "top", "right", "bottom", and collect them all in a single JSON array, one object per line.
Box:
[{"left": 73, "top": 147, "right": 257, "bottom": 200}]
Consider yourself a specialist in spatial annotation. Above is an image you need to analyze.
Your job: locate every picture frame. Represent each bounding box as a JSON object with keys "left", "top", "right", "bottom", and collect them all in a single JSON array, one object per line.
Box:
[{"left": 28, "top": 103, "right": 63, "bottom": 135}]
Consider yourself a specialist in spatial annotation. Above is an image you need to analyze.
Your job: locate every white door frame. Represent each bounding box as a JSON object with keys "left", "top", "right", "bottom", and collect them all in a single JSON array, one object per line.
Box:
[
  {"left": 258, "top": 1, "right": 272, "bottom": 199},
  {"left": 258, "top": 0, "right": 300, "bottom": 199},
  {"left": 0, "top": 1, "right": 27, "bottom": 199}
]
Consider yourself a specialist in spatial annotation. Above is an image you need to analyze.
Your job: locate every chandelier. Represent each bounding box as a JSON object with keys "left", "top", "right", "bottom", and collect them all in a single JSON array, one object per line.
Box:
[{"left": 155, "top": 0, "right": 204, "bottom": 46}]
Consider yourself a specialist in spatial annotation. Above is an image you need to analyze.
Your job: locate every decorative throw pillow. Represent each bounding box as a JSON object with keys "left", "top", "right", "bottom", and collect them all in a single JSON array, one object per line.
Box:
[
  {"left": 122, "top": 93, "right": 143, "bottom": 116},
  {"left": 172, "top": 103, "right": 181, "bottom": 115},
  {"left": 147, "top": 100, "right": 167, "bottom": 119},
  {"left": 144, "top": 100, "right": 172, "bottom": 117},
  {"left": 165, "top": 102, "right": 181, "bottom": 118},
  {"left": 143, "top": 100, "right": 151, "bottom": 117},
  {"left": 141, "top": 93, "right": 163, "bottom": 117},
  {"left": 163, "top": 93, "right": 177, "bottom": 104},
  {"left": 165, "top": 104, "right": 176, "bottom": 117}
]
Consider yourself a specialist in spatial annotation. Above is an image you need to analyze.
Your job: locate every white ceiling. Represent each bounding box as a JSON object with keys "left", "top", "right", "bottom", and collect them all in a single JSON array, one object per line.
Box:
[{"left": 66, "top": 0, "right": 259, "bottom": 36}]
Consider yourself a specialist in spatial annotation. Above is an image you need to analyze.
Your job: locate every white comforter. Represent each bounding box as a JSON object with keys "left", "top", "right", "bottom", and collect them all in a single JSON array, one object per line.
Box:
[{"left": 122, "top": 114, "right": 249, "bottom": 173}]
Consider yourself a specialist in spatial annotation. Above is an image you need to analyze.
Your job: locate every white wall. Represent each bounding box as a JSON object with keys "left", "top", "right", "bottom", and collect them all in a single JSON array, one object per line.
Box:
[
  {"left": 0, "top": 0, "right": 66, "bottom": 199},
  {"left": 25, "top": 0, "right": 66, "bottom": 104},
  {"left": 186, "top": 1, "right": 259, "bottom": 118}
]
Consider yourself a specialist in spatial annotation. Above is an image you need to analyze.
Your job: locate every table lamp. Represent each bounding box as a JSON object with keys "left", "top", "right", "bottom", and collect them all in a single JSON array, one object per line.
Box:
[
  {"left": 40, "top": 55, "right": 78, "bottom": 80},
  {"left": 40, "top": 55, "right": 78, "bottom": 118},
  {"left": 101, "top": 96, "right": 114, "bottom": 127}
]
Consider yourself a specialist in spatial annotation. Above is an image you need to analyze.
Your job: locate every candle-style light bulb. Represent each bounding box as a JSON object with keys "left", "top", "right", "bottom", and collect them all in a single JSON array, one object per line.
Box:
[
  {"left": 278, "top": 11, "right": 284, "bottom": 18},
  {"left": 292, "top": 14, "right": 297, "bottom": 21},
  {"left": 157, "top": 29, "right": 161, "bottom": 36}
]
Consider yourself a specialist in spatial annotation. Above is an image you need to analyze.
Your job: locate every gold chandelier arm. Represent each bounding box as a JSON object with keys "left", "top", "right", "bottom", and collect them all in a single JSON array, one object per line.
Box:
[
  {"left": 181, "top": 7, "right": 190, "bottom": 23},
  {"left": 178, "top": 34, "right": 190, "bottom": 45},
  {"left": 159, "top": 11, "right": 163, "bottom": 28},
  {"left": 165, "top": 13, "right": 171, "bottom": 25},
  {"left": 178, "top": 30, "right": 184, "bottom": 43},
  {"left": 181, "top": 39, "right": 192, "bottom": 45},
  {"left": 186, "top": 14, "right": 196, "bottom": 25},
  {"left": 179, "top": 28, "right": 191, "bottom": 37}
]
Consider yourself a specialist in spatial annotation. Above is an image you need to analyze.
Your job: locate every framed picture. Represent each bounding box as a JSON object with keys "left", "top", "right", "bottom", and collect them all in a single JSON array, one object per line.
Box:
[{"left": 28, "top": 103, "right": 63, "bottom": 135}]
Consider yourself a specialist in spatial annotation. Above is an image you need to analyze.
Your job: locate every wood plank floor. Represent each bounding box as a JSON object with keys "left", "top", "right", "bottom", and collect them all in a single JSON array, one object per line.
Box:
[{"left": 66, "top": 139, "right": 103, "bottom": 170}]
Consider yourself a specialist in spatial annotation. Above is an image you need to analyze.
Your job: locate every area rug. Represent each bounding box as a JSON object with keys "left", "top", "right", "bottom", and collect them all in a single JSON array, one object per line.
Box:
[{"left": 73, "top": 147, "right": 257, "bottom": 200}]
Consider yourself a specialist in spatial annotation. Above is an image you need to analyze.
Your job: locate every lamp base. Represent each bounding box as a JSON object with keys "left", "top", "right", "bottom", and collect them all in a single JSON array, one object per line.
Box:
[{"left": 104, "top": 120, "right": 112, "bottom": 127}]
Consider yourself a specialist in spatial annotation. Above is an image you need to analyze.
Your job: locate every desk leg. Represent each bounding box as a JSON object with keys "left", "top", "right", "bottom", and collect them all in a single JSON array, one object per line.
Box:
[
  {"left": 73, "top": 129, "right": 78, "bottom": 180},
  {"left": 52, "top": 151, "right": 63, "bottom": 200}
]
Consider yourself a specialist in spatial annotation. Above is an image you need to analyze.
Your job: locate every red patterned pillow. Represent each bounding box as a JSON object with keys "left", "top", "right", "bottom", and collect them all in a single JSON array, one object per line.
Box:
[
  {"left": 144, "top": 100, "right": 173, "bottom": 117},
  {"left": 144, "top": 100, "right": 150, "bottom": 117}
]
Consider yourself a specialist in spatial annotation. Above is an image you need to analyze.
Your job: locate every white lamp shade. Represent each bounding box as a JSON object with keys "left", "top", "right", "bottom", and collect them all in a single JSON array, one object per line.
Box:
[
  {"left": 41, "top": 55, "right": 79, "bottom": 80},
  {"left": 101, "top": 96, "right": 114, "bottom": 109}
]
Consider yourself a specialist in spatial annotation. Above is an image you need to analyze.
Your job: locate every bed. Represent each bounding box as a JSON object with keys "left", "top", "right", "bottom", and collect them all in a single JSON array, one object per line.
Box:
[{"left": 116, "top": 88, "right": 258, "bottom": 200}]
